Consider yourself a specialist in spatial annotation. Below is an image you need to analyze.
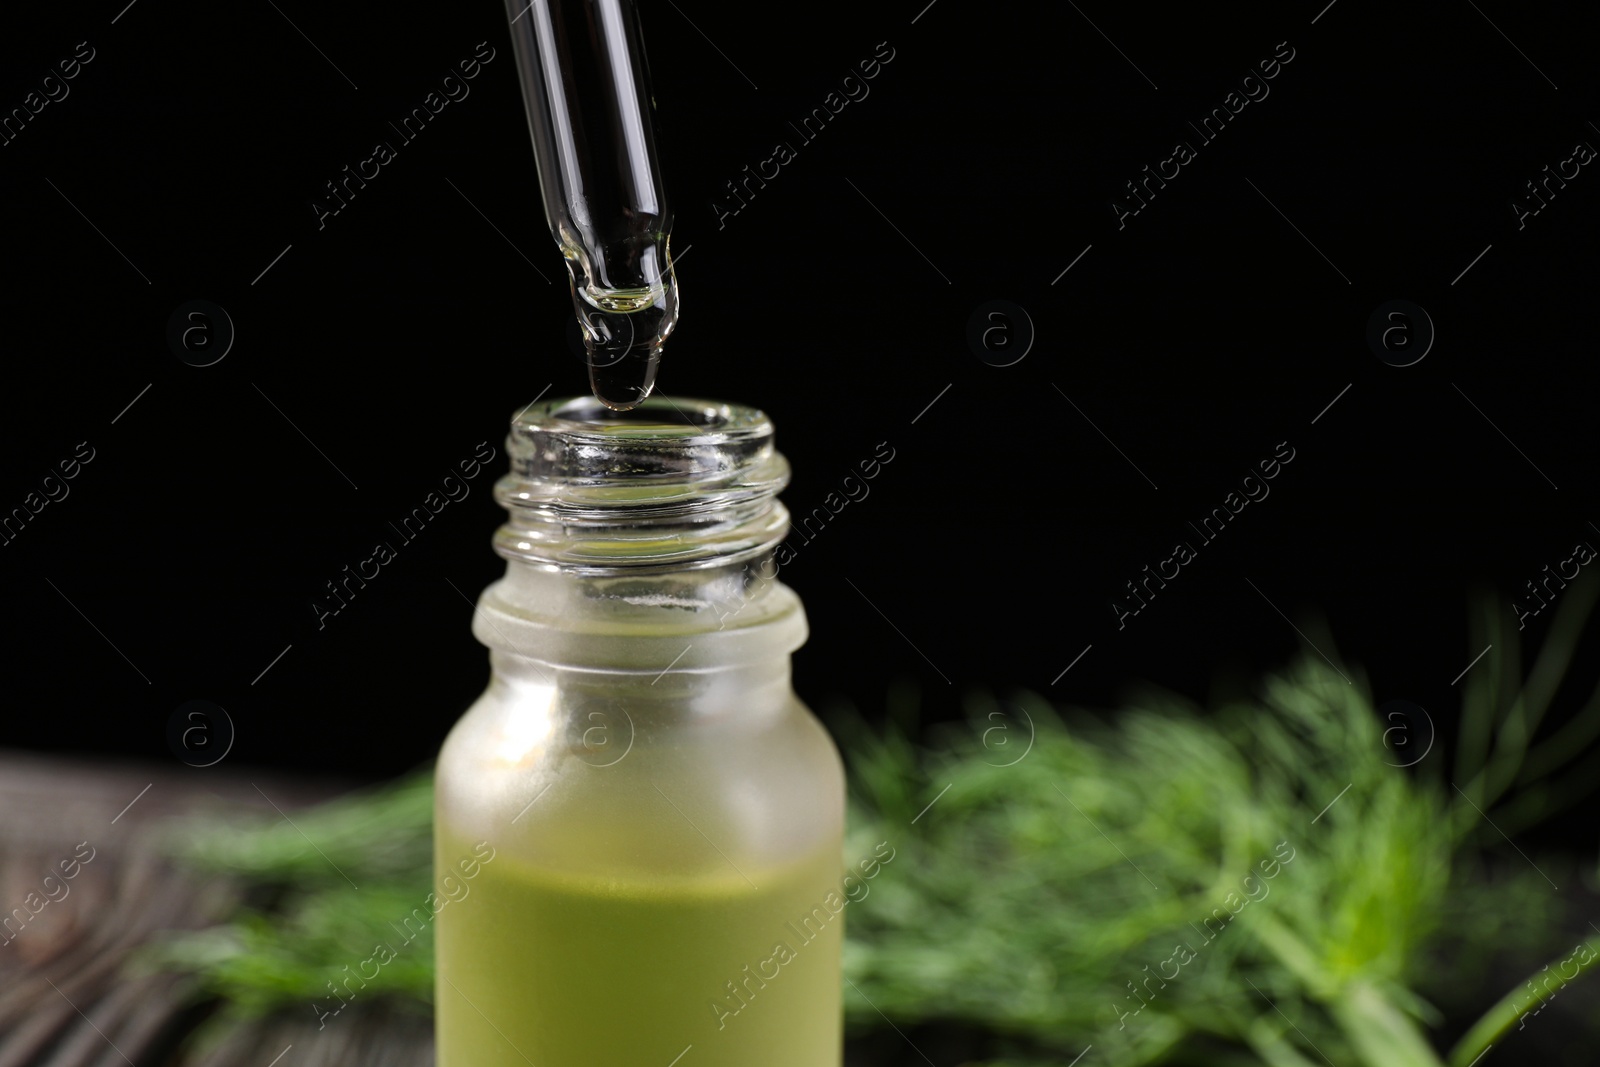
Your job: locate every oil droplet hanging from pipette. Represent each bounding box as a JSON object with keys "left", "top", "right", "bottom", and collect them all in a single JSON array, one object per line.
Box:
[
  {"left": 571, "top": 246, "right": 679, "bottom": 410},
  {"left": 505, "top": 0, "right": 679, "bottom": 411}
]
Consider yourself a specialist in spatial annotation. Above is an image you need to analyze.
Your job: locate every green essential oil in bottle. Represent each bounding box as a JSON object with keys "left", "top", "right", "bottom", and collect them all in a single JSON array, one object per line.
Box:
[{"left": 434, "top": 398, "right": 846, "bottom": 1066}]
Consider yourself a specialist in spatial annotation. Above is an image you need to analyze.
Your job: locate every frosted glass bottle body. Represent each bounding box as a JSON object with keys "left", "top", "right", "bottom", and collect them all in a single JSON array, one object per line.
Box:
[{"left": 434, "top": 398, "right": 844, "bottom": 1067}]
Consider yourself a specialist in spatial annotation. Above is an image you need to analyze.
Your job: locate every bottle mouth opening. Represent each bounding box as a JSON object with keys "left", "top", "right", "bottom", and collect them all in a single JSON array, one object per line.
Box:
[
  {"left": 520, "top": 395, "right": 764, "bottom": 442},
  {"left": 494, "top": 395, "right": 790, "bottom": 570}
]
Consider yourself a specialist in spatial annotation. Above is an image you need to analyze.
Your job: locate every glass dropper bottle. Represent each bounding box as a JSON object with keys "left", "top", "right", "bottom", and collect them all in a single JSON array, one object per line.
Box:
[
  {"left": 432, "top": 398, "right": 846, "bottom": 1067},
  {"left": 504, "top": 0, "right": 679, "bottom": 410}
]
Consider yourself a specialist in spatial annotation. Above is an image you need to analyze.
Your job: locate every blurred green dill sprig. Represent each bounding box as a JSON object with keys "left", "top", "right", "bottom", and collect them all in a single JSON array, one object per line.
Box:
[
  {"left": 170, "top": 771, "right": 434, "bottom": 887},
  {"left": 839, "top": 573, "right": 1600, "bottom": 1067},
  {"left": 840, "top": 656, "right": 1465, "bottom": 1067},
  {"left": 140, "top": 772, "right": 438, "bottom": 1021}
]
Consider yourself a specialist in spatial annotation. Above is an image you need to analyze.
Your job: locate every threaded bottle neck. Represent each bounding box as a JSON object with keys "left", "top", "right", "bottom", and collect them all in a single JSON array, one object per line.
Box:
[{"left": 492, "top": 396, "right": 790, "bottom": 572}]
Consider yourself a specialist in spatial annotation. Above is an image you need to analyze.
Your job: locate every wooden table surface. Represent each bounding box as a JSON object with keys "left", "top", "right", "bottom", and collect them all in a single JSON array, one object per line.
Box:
[{"left": 0, "top": 751, "right": 432, "bottom": 1067}]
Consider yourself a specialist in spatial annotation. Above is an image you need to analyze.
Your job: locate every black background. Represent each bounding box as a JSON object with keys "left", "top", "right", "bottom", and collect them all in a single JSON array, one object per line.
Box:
[{"left": 2, "top": 0, "right": 1598, "bottom": 853}]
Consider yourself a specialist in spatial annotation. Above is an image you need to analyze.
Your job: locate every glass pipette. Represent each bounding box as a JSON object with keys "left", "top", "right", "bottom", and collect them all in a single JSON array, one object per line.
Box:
[{"left": 503, "top": 0, "right": 678, "bottom": 411}]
